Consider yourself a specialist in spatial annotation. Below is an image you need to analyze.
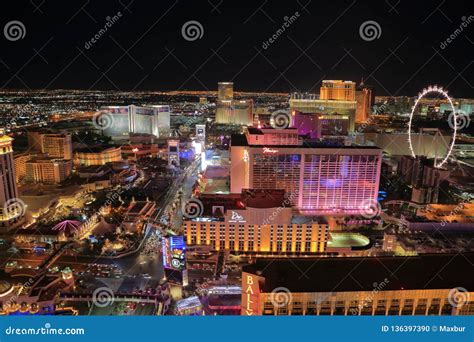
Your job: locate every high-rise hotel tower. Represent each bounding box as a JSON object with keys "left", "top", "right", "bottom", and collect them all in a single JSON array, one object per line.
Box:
[
  {"left": 230, "top": 128, "right": 382, "bottom": 215},
  {"left": 0, "top": 132, "right": 22, "bottom": 230}
]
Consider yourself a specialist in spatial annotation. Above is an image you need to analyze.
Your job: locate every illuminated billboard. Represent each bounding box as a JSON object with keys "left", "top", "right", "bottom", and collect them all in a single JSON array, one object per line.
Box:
[
  {"left": 241, "top": 272, "right": 265, "bottom": 316},
  {"left": 162, "top": 235, "right": 186, "bottom": 271}
]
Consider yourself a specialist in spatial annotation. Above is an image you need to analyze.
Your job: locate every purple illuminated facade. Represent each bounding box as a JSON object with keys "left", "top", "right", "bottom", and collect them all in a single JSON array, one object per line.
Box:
[
  {"left": 293, "top": 111, "right": 320, "bottom": 138},
  {"left": 293, "top": 111, "right": 352, "bottom": 138},
  {"left": 230, "top": 132, "right": 382, "bottom": 214}
]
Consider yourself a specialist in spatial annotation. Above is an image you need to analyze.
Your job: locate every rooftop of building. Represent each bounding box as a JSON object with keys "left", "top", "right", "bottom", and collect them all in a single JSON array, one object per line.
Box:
[
  {"left": 246, "top": 127, "right": 299, "bottom": 135},
  {"left": 127, "top": 200, "right": 154, "bottom": 215},
  {"left": 76, "top": 164, "right": 111, "bottom": 173},
  {"left": 322, "top": 80, "right": 356, "bottom": 84},
  {"left": 16, "top": 227, "right": 63, "bottom": 236},
  {"left": 0, "top": 133, "right": 13, "bottom": 143},
  {"left": 291, "top": 215, "right": 328, "bottom": 225},
  {"left": 231, "top": 133, "right": 382, "bottom": 150},
  {"left": 42, "top": 132, "right": 71, "bottom": 137},
  {"left": 0, "top": 280, "right": 12, "bottom": 295},
  {"left": 387, "top": 231, "right": 474, "bottom": 254},
  {"left": 176, "top": 296, "right": 202, "bottom": 311},
  {"left": 75, "top": 145, "right": 120, "bottom": 153},
  {"left": 246, "top": 127, "right": 264, "bottom": 135},
  {"left": 243, "top": 253, "right": 474, "bottom": 293},
  {"left": 197, "top": 189, "right": 291, "bottom": 216},
  {"left": 27, "top": 157, "right": 71, "bottom": 163}
]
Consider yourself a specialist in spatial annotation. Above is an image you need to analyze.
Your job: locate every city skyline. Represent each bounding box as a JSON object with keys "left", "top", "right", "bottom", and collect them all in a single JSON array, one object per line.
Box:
[
  {"left": 0, "top": 1, "right": 472, "bottom": 97},
  {"left": 0, "top": 0, "right": 473, "bottom": 335}
]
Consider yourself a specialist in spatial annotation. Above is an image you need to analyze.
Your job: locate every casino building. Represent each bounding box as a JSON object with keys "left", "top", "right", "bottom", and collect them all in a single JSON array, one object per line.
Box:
[
  {"left": 241, "top": 254, "right": 474, "bottom": 316},
  {"left": 74, "top": 146, "right": 122, "bottom": 166},
  {"left": 290, "top": 81, "right": 357, "bottom": 138},
  {"left": 289, "top": 80, "right": 374, "bottom": 137},
  {"left": 215, "top": 82, "right": 254, "bottom": 126},
  {"left": 99, "top": 105, "right": 170, "bottom": 137},
  {"left": 230, "top": 128, "right": 382, "bottom": 215},
  {"left": 183, "top": 189, "right": 330, "bottom": 255}
]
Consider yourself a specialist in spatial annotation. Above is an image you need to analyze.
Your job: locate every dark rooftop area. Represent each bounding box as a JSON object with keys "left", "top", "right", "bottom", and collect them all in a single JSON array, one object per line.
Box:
[
  {"left": 75, "top": 145, "right": 118, "bottom": 153},
  {"left": 231, "top": 133, "right": 382, "bottom": 150},
  {"left": 243, "top": 253, "right": 474, "bottom": 293},
  {"left": 128, "top": 201, "right": 148, "bottom": 214},
  {"left": 246, "top": 127, "right": 264, "bottom": 135},
  {"left": 197, "top": 189, "right": 291, "bottom": 217},
  {"left": 76, "top": 165, "right": 111, "bottom": 173}
]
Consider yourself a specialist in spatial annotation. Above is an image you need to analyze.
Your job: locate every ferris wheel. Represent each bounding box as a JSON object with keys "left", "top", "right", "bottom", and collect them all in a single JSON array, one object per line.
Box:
[{"left": 407, "top": 85, "right": 457, "bottom": 168}]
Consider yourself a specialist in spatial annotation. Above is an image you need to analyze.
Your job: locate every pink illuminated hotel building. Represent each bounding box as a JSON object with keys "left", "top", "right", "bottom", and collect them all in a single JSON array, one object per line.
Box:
[{"left": 230, "top": 128, "right": 382, "bottom": 215}]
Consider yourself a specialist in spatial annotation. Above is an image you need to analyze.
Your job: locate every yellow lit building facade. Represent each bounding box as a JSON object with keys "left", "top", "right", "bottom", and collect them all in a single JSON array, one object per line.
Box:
[
  {"left": 320, "top": 80, "right": 356, "bottom": 101},
  {"left": 355, "top": 86, "right": 372, "bottom": 123},
  {"left": 41, "top": 133, "right": 73, "bottom": 160},
  {"left": 184, "top": 207, "right": 329, "bottom": 254},
  {"left": 74, "top": 146, "right": 122, "bottom": 166},
  {"left": 218, "top": 82, "right": 233, "bottom": 101},
  {"left": 25, "top": 158, "right": 73, "bottom": 184},
  {"left": 241, "top": 254, "right": 474, "bottom": 316},
  {"left": 258, "top": 288, "right": 474, "bottom": 316},
  {"left": 0, "top": 133, "right": 23, "bottom": 230}
]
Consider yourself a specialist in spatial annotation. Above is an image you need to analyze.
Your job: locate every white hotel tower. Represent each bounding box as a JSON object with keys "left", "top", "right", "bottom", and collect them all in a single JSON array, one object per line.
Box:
[
  {"left": 0, "top": 133, "right": 22, "bottom": 230},
  {"left": 99, "top": 105, "right": 171, "bottom": 137}
]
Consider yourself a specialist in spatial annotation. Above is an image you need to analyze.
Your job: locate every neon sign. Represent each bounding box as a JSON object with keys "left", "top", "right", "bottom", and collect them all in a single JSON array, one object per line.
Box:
[
  {"left": 241, "top": 272, "right": 264, "bottom": 315},
  {"left": 263, "top": 147, "right": 278, "bottom": 154},
  {"left": 229, "top": 210, "right": 246, "bottom": 223}
]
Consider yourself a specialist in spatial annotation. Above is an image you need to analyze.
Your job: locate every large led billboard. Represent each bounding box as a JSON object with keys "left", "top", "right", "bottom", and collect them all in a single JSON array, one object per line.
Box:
[{"left": 162, "top": 235, "right": 186, "bottom": 271}]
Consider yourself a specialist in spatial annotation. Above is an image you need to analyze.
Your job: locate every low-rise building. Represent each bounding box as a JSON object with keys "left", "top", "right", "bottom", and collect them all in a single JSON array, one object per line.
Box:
[
  {"left": 120, "top": 199, "right": 156, "bottom": 234},
  {"left": 74, "top": 146, "right": 122, "bottom": 166},
  {"left": 121, "top": 143, "right": 161, "bottom": 160}
]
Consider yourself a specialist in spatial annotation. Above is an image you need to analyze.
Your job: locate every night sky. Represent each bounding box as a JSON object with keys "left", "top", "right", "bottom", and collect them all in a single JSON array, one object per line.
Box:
[{"left": 0, "top": 0, "right": 473, "bottom": 96}]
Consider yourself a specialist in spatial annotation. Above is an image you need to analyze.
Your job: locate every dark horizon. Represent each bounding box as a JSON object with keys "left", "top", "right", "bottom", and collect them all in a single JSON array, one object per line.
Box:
[{"left": 0, "top": 0, "right": 473, "bottom": 97}]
